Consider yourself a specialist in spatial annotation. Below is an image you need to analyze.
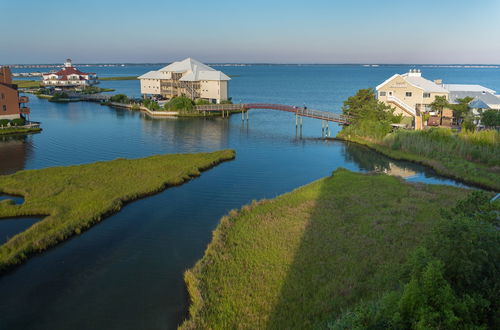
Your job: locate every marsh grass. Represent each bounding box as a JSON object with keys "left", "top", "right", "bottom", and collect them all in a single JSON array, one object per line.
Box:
[
  {"left": 181, "top": 168, "right": 469, "bottom": 329},
  {"left": 12, "top": 80, "right": 42, "bottom": 88},
  {"left": 338, "top": 128, "right": 500, "bottom": 191},
  {"left": 0, "top": 150, "right": 235, "bottom": 271},
  {"left": 383, "top": 129, "right": 499, "bottom": 166}
]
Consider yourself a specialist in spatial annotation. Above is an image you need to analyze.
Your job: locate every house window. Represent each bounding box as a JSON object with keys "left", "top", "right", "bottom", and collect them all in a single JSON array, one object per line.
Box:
[
  {"left": 379, "top": 91, "right": 386, "bottom": 97},
  {"left": 405, "top": 92, "right": 412, "bottom": 97},
  {"left": 2, "top": 105, "right": 6, "bottom": 112},
  {"left": 423, "top": 93, "right": 431, "bottom": 98},
  {"left": 1, "top": 93, "right": 4, "bottom": 99}
]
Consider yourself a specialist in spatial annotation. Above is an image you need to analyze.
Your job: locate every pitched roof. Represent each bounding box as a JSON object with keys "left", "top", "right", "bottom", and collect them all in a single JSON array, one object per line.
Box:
[
  {"left": 469, "top": 98, "right": 491, "bottom": 109},
  {"left": 138, "top": 70, "right": 171, "bottom": 79},
  {"left": 449, "top": 91, "right": 500, "bottom": 106},
  {"left": 443, "top": 84, "right": 496, "bottom": 94},
  {"left": 43, "top": 66, "right": 94, "bottom": 77},
  {"left": 376, "top": 71, "right": 448, "bottom": 93},
  {"left": 158, "top": 57, "right": 230, "bottom": 81},
  {"left": 400, "top": 73, "right": 449, "bottom": 93}
]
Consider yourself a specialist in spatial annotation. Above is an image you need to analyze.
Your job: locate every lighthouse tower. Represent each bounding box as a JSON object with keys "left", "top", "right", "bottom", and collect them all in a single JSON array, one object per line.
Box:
[{"left": 64, "top": 58, "right": 73, "bottom": 68}]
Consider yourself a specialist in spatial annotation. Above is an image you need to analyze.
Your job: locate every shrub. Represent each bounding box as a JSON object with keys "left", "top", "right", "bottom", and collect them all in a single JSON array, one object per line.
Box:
[
  {"left": 164, "top": 96, "right": 194, "bottom": 112},
  {"left": 331, "top": 192, "right": 500, "bottom": 329},
  {"left": 220, "top": 97, "right": 233, "bottom": 105},
  {"left": 481, "top": 109, "right": 500, "bottom": 128},
  {"left": 10, "top": 118, "right": 26, "bottom": 126},
  {"left": 195, "top": 99, "right": 210, "bottom": 105},
  {"left": 142, "top": 98, "right": 161, "bottom": 110},
  {"left": 109, "top": 94, "right": 129, "bottom": 103},
  {"left": 0, "top": 119, "right": 10, "bottom": 127}
]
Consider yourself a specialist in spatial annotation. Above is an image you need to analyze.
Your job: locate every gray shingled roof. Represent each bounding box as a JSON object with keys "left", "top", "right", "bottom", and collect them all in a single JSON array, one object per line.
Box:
[{"left": 449, "top": 91, "right": 500, "bottom": 106}]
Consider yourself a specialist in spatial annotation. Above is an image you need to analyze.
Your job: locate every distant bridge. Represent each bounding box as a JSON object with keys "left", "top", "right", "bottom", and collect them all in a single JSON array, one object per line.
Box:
[{"left": 195, "top": 103, "right": 352, "bottom": 126}]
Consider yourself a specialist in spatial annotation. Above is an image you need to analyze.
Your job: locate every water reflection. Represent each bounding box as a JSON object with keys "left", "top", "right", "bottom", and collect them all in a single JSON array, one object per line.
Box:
[
  {"left": 0, "top": 194, "right": 24, "bottom": 205},
  {"left": 140, "top": 115, "right": 230, "bottom": 151},
  {"left": 0, "top": 135, "right": 33, "bottom": 175},
  {"left": 0, "top": 217, "right": 41, "bottom": 245}
]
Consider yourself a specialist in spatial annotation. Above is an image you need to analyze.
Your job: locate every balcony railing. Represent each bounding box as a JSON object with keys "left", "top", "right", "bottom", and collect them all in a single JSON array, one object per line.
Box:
[
  {"left": 20, "top": 107, "right": 30, "bottom": 114},
  {"left": 19, "top": 96, "right": 29, "bottom": 103}
]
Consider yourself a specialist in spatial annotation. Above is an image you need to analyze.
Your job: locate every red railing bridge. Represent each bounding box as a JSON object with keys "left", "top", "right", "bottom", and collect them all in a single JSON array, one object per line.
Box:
[{"left": 195, "top": 103, "right": 351, "bottom": 126}]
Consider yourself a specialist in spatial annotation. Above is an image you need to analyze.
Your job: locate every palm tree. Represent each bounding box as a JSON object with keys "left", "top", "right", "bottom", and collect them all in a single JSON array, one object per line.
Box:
[{"left": 430, "top": 96, "right": 449, "bottom": 126}]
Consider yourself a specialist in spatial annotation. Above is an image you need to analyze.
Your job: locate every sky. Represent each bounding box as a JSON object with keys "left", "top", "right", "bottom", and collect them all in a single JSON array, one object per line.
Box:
[{"left": 1, "top": 0, "right": 500, "bottom": 64}]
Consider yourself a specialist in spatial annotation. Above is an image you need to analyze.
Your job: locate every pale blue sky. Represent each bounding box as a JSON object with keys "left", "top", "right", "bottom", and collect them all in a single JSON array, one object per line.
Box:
[{"left": 2, "top": 0, "right": 500, "bottom": 64}]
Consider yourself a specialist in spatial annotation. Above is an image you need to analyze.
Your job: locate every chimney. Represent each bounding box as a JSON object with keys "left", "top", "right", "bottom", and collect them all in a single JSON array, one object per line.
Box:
[
  {"left": 434, "top": 79, "right": 443, "bottom": 85},
  {"left": 0, "top": 66, "right": 13, "bottom": 85},
  {"left": 408, "top": 69, "right": 422, "bottom": 77}
]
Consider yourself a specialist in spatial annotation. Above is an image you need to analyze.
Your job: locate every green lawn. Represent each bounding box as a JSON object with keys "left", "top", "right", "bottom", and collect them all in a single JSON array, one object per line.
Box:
[
  {"left": 0, "top": 127, "right": 41, "bottom": 136},
  {"left": 0, "top": 150, "right": 235, "bottom": 271},
  {"left": 12, "top": 80, "right": 41, "bottom": 88},
  {"left": 182, "top": 169, "right": 469, "bottom": 329}
]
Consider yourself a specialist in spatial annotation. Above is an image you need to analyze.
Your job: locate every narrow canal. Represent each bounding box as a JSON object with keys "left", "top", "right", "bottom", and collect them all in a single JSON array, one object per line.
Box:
[{"left": 2, "top": 64, "right": 497, "bottom": 329}]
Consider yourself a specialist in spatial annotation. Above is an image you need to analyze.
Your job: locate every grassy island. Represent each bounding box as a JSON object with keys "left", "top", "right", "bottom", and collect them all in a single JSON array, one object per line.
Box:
[
  {"left": 0, "top": 150, "right": 235, "bottom": 271},
  {"left": 337, "top": 89, "right": 500, "bottom": 191},
  {"left": 181, "top": 169, "right": 489, "bottom": 329},
  {"left": 0, "top": 127, "right": 42, "bottom": 136}
]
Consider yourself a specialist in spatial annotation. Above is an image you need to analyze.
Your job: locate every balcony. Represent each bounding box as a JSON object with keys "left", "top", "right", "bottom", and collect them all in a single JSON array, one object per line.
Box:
[
  {"left": 20, "top": 107, "right": 30, "bottom": 115},
  {"left": 19, "top": 96, "right": 29, "bottom": 103}
]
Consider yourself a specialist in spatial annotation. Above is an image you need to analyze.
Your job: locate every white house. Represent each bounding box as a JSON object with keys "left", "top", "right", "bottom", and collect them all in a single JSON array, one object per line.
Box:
[
  {"left": 138, "top": 58, "right": 230, "bottom": 103},
  {"left": 42, "top": 59, "right": 98, "bottom": 87}
]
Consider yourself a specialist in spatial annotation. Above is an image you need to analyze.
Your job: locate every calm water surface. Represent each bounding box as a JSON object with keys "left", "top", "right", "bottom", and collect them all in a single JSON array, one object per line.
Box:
[{"left": 1, "top": 64, "right": 498, "bottom": 329}]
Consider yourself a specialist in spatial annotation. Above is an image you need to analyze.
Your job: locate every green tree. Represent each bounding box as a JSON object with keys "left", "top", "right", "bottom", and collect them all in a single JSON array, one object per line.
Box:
[
  {"left": 340, "top": 88, "right": 402, "bottom": 139},
  {"left": 449, "top": 97, "right": 473, "bottom": 124},
  {"left": 481, "top": 109, "right": 500, "bottom": 128},
  {"left": 462, "top": 113, "right": 476, "bottom": 132},
  {"left": 164, "top": 96, "right": 194, "bottom": 112},
  {"left": 109, "top": 94, "right": 129, "bottom": 103},
  {"left": 342, "top": 88, "right": 397, "bottom": 123},
  {"left": 397, "top": 259, "right": 461, "bottom": 329},
  {"left": 430, "top": 96, "right": 450, "bottom": 125}
]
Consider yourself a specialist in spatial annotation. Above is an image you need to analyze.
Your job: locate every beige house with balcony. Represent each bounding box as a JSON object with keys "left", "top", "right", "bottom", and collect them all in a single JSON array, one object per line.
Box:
[
  {"left": 138, "top": 58, "right": 230, "bottom": 103},
  {"left": 376, "top": 69, "right": 450, "bottom": 130}
]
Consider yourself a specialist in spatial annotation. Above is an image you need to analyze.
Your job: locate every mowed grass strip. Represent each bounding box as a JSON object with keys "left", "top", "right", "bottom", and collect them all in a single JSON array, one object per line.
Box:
[
  {"left": 0, "top": 150, "right": 235, "bottom": 271},
  {"left": 181, "top": 168, "right": 469, "bottom": 329}
]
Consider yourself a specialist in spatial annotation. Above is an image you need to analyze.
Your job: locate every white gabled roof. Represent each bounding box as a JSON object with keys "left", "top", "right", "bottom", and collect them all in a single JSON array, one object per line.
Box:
[
  {"left": 401, "top": 73, "right": 449, "bottom": 93},
  {"left": 160, "top": 57, "right": 230, "bottom": 81},
  {"left": 376, "top": 74, "right": 400, "bottom": 90},
  {"left": 443, "top": 84, "right": 496, "bottom": 94},
  {"left": 376, "top": 71, "right": 448, "bottom": 93},
  {"left": 159, "top": 57, "right": 214, "bottom": 73},
  {"left": 138, "top": 58, "right": 230, "bottom": 82},
  {"left": 138, "top": 71, "right": 171, "bottom": 80},
  {"left": 179, "top": 70, "right": 230, "bottom": 82}
]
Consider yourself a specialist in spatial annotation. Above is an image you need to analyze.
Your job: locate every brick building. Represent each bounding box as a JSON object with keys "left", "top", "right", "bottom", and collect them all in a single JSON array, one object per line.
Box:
[{"left": 0, "top": 66, "right": 30, "bottom": 120}]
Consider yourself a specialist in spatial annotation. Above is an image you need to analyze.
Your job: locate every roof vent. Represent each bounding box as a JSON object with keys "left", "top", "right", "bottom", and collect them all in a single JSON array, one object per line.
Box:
[{"left": 408, "top": 69, "right": 422, "bottom": 77}]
